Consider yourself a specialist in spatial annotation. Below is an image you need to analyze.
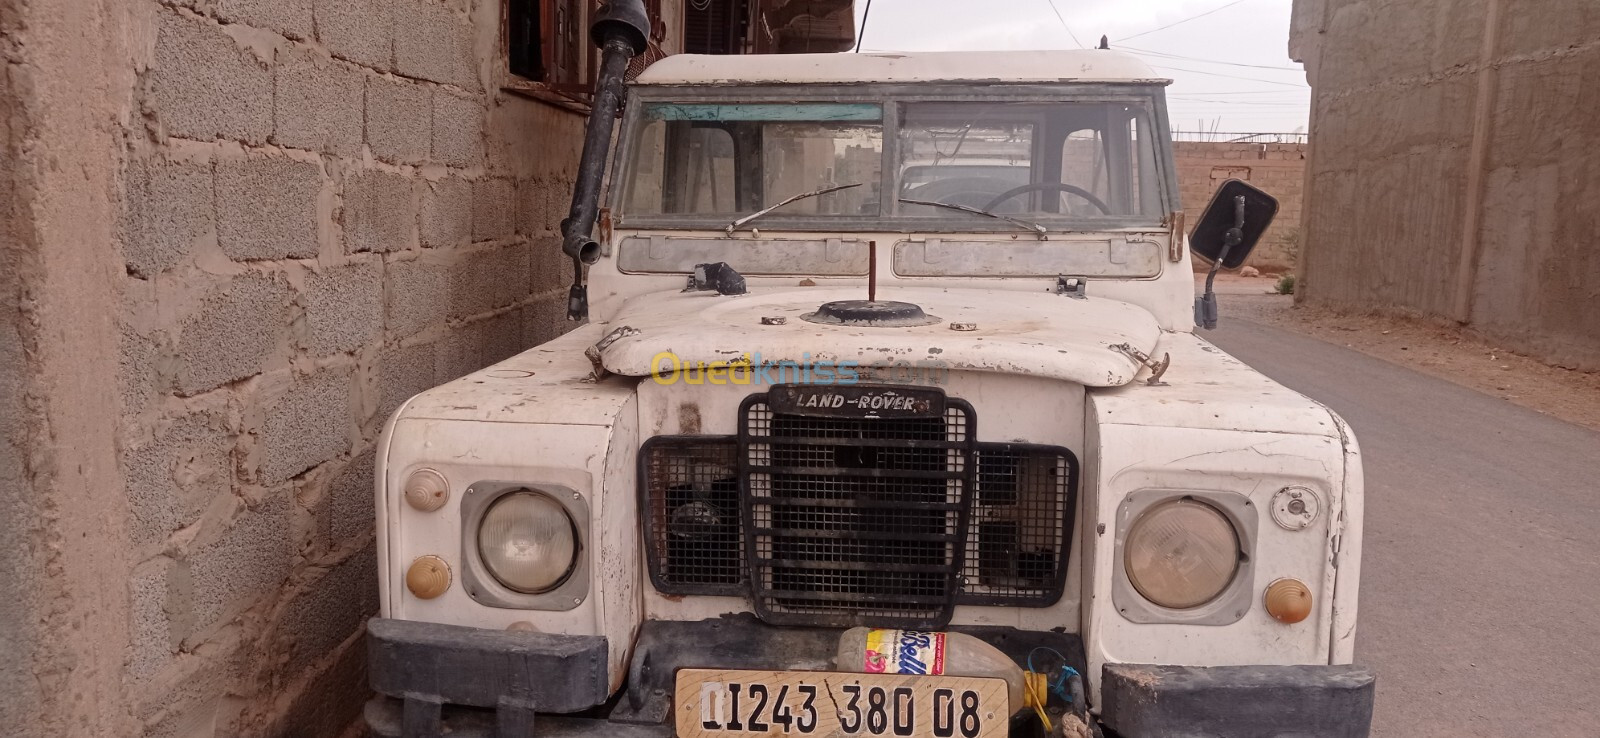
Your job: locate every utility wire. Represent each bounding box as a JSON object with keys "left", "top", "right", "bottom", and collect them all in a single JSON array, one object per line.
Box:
[
  {"left": 1120, "top": 0, "right": 1251, "bottom": 42},
  {"left": 1042, "top": 0, "right": 1085, "bottom": 49},
  {"left": 1120, "top": 45, "right": 1303, "bottom": 72},
  {"left": 855, "top": 0, "right": 873, "bottom": 53}
]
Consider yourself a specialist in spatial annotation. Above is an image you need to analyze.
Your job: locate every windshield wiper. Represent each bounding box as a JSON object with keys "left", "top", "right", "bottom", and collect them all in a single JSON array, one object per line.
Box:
[
  {"left": 725, "top": 183, "right": 864, "bottom": 235},
  {"left": 898, "top": 198, "right": 1049, "bottom": 237}
]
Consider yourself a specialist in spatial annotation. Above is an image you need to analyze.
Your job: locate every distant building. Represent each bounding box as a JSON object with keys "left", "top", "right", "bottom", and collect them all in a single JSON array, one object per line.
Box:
[{"left": 1291, "top": 0, "right": 1599, "bottom": 369}]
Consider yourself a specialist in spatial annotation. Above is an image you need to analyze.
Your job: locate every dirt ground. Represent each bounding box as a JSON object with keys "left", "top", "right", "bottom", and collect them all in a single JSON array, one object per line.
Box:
[{"left": 1198, "top": 273, "right": 1600, "bottom": 432}]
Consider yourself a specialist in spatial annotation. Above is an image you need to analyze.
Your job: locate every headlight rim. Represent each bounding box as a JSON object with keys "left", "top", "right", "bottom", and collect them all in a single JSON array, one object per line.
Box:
[
  {"left": 457, "top": 480, "right": 592, "bottom": 611},
  {"left": 1112, "top": 488, "right": 1259, "bottom": 626}
]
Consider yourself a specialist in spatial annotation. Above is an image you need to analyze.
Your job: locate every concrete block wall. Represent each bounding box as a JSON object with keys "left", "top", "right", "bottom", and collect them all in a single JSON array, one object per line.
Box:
[
  {"left": 105, "top": 0, "right": 581, "bottom": 735},
  {"left": 1173, "top": 141, "right": 1308, "bottom": 271},
  {"left": 1291, "top": 0, "right": 1600, "bottom": 370}
]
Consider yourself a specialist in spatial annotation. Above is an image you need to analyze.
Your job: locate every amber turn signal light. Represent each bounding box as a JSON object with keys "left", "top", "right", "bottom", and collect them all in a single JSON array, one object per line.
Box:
[
  {"left": 1264, "top": 578, "right": 1313, "bottom": 624},
  {"left": 406, "top": 555, "right": 452, "bottom": 600}
]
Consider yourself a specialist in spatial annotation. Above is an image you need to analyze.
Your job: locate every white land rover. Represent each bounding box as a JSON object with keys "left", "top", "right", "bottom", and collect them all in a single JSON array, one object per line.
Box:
[{"left": 364, "top": 5, "right": 1373, "bottom": 737}]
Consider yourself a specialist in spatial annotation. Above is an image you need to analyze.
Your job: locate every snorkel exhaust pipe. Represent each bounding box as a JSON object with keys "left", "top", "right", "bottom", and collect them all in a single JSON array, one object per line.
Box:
[{"left": 561, "top": 0, "right": 650, "bottom": 321}]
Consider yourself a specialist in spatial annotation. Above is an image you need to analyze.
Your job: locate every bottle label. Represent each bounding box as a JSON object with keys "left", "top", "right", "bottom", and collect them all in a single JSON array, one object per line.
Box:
[{"left": 863, "top": 629, "right": 946, "bottom": 676}]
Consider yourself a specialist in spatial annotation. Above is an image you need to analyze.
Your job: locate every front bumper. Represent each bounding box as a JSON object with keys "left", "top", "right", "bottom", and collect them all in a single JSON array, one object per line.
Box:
[
  {"left": 1101, "top": 663, "right": 1376, "bottom": 738},
  {"left": 367, "top": 616, "right": 1372, "bottom": 738}
]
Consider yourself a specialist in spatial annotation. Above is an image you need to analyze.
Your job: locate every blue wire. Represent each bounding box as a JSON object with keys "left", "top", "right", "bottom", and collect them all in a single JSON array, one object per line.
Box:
[{"left": 1026, "top": 647, "right": 1081, "bottom": 702}]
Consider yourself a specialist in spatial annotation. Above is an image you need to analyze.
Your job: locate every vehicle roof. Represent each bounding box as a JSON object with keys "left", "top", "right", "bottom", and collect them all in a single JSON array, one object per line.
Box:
[{"left": 634, "top": 50, "right": 1170, "bottom": 86}]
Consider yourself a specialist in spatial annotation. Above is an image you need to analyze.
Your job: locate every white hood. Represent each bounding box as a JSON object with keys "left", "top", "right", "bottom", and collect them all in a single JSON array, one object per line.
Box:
[{"left": 597, "top": 286, "right": 1162, "bottom": 388}]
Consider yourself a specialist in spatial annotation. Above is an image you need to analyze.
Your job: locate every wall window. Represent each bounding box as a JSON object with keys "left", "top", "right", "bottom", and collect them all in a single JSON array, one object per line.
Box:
[{"left": 508, "top": 0, "right": 666, "bottom": 104}]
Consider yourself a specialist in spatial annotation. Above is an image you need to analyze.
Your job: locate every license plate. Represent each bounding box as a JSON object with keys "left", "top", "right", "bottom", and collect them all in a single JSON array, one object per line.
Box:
[{"left": 674, "top": 669, "right": 1007, "bottom": 738}]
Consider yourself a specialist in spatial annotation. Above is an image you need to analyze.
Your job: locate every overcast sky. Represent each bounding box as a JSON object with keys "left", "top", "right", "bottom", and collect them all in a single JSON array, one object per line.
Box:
[{"left": 851, "top": 0, "right": 1310, "bottom": 134}]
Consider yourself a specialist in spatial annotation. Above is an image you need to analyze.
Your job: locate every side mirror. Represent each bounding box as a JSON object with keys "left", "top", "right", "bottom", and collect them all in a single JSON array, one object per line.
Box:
[{"left": 1190, "top": 179, "right": 1279, "bottom": 269}]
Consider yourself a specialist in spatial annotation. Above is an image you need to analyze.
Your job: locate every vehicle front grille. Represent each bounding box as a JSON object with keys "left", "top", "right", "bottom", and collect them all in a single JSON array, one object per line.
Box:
[
  {"left": 741, "top": 396, "right": 975, "bottom": 629},
  {"left": 640, "top": 392, "right": 1077, "bottom": 626},
  {"left": 640, "top": 437, "right": 744, "bottom": 595}
]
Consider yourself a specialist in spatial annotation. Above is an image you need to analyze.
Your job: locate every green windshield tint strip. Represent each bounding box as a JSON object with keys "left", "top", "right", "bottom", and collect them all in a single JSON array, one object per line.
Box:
[{"left": 644, "top": 103, "right": 882, "bottom": 122}]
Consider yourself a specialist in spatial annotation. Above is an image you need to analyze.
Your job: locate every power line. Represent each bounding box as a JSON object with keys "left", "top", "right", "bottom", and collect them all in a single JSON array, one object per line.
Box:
[
  {"left": 1152, "top": 64, "right": 1309, "bottom": 88},
  {"left": 1120, "top": 45, "right": 1303, "bottom": 72},
  {"left": 1121, "top": 0, "right": 1252, "bottom": 42},
  {"left": 855, "top": 0, "right": 873, "bottom": 53},
  {"left": 1042, "top": 0, "right": 1085, "bottom": 49}
]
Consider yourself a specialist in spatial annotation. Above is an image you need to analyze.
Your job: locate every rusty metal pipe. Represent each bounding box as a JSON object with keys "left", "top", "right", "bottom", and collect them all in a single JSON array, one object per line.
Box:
[{"left": 562, "top": 0, "right": 649, "bottom": 321}]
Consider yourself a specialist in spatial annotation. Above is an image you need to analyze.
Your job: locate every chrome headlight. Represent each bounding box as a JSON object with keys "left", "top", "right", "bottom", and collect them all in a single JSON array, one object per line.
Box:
[
  {"left": 477, "top": 490, "right": 579, "bottom": 594},
  {"left": 1123, "top": 498, "right": 1240, "bottom": 609}
]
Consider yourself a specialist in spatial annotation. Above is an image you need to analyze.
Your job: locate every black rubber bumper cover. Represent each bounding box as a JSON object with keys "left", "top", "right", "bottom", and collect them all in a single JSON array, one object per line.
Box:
[
  {"left": 1101, "top": 663, "right": 1376, "bottom": 738},
  {"left": 366, "top": 617, "right": 614, "bottom": 738}
]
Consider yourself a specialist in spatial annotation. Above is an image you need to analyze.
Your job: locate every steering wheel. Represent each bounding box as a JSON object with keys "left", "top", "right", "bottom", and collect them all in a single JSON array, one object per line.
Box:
[{"left": 983, "top": 182, "right": 1113, "bottom": 215}]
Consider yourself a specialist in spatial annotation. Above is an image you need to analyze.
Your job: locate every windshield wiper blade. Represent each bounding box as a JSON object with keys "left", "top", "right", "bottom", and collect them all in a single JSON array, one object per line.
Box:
[
  {"left": 898, "top": 198, "right": 1048, "bottom": 236},
  {"left": 725, "top": 183, "right": 864, "bottom": 235}
]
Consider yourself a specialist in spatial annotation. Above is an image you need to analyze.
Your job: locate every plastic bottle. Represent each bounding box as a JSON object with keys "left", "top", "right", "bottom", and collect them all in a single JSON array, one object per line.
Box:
[{"left": 834, "top": 627, "right": 1027, "bottom": 714}]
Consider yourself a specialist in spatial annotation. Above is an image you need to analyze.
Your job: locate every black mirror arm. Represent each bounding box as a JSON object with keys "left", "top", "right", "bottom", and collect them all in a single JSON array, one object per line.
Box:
[{"left": 1195, "top": 195, "right": 1247, "bottom": 330}]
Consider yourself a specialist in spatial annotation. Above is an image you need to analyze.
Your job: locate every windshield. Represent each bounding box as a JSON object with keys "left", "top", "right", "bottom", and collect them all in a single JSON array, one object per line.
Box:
[
  {"left": 620, "top": 97, "right": 1169, "bottom": 228},
  {"left": 622, "top": 103, "right": 884, "bottom": 219}
]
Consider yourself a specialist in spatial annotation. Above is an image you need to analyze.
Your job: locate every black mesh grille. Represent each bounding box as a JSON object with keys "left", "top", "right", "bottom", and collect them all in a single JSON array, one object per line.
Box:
[
  {"left": 963, "top": 444, "right": 1078, "bottom": 606},
  {"left": 741, "top": 398, "right": 975, "bottom": 629},
  {"left": 640, "top": 401, "right": 1077, "bottom": 620},
  {"left": 640, "top": 437, "right": 744, "bottom": 595}
]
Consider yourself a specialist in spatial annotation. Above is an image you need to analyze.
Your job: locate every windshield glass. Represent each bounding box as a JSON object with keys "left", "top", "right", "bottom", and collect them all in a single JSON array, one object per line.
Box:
[
  {"left": 620, "top": 98, "right": 1168, "bottom": 228},
  {"left": 623, "top": 103, "right": 884, "bottom": 219},
  {"left": 897, "top": 102, "right": 1161, "bottom": 219}
]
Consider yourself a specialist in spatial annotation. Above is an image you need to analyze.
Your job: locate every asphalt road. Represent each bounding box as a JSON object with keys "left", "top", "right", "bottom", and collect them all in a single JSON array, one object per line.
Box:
[{"left": 1208, "top": 316, "right": 1600, "bottom": 736}]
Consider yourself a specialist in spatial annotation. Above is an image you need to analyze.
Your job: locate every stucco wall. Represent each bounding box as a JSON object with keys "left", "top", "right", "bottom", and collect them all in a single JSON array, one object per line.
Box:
[
  {"left": 1174, "top": 141, "right": 1307, "bottom": 271},
  {"left": 1, "top": 0, "right": 624, "bottom": 735},
  {"left": 1291, "top": 0, "right": 1600, "bottom": 370}
]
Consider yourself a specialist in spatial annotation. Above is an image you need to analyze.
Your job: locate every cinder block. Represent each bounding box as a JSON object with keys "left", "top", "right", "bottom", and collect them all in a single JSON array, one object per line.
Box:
[
  {"left": 384, "top": 257, "right": 447, "bottom": 336},
  {"left": 378, "top": 341, "right": 438, "bottom": 420},
  {"left": 273, "top": 50, "right": 364, "bottom": 157},
  {"left": 436, "top": 316, "right": 490, "bottom": 381},
  {"left": 267, "top": 631, "right": 369, "bottom": 738},
  {"left": 261, "top": 368, "right": 354, "bottom": 484},
  {"left": 479, "top": 309, "right": 527, "bottom": 366},
  {"left": 123, "top": 159, "right": 213, "bottom": 277},
  {"left": 393, "top": 0, "right": 478, "bottom": 90},
  {"left": 176, "top": 273, "right": 293, "bottom": 395},
  {"left": 150, "top": 10, "right": 273, "bottom": 144},
  {"left": 528, "top": 235, "right": 570, "bottom": 293},
  {"left": 471, "top": 178, "right": 515, "bottom": 242},
  {"left": 421, "top": 176, "right": 472, "bottom": 248},
  {"left": 366, "top": 75, "right": 430, "bottom": 165},
  {"left": 125, "top": 411, "right": 236, "bottom": 549},
  {"left": 185, "top": 493, "right": 292, "bottom": 634},
  {"left": 215, "top": 156, "right": 322, "bottom": 261},
  {"left": 522, "top": 294, "right": 570, "bottom": 347},
  {"left": 119, "top": 323, "right": 160, "bottom": 425},
  {"left": 344, "top": 169, "right": 415, "bottom": 253},
  {"left": 278, "top": 544, "right": 377, "bottom": 676},
  {"left": 314, "top": 0, "right": 393, "bottom": 69},
  {"left": 327, "top": 450, "right": 376, "bottom": 544},
  {"left": 430, "top": 88, "right": 484, "bottom": 168},
  {"left": 216, "top": 0, "right": 313, "bottom": 40},
  {"left": 129, "top": 557, "right": 181, "bottom": 679},
  {"left": 449, "top": 244, "right": 531, "bottom": 319},
  {"left": 301, "top": 262, "right": 383, "bottom": 355}
]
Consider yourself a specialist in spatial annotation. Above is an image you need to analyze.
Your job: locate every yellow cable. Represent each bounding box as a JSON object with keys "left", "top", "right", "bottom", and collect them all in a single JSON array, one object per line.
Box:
[{"left": 1024, "top": 671, "right": 1053, "bottom": 733}]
